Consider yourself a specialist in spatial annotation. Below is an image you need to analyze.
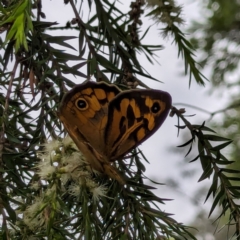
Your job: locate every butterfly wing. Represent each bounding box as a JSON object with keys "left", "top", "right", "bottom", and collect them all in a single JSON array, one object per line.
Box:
[
  {"left": 58, "top": 81, "right": 121, "bottom": 171},
  {"left": 104, "top": 89, "right": 172, "bottom": 161},
  {"left": 58, "top": 82, "right": 171, "bottom": 184}
]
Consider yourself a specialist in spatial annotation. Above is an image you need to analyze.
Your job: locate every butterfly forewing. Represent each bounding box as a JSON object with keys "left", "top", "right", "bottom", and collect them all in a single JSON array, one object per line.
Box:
[
  {"left": 58, "top": 81, "right": 121, "bottom": 158},
  {"left": 104, "top": 89, "right": 172, "bottom": 161}
]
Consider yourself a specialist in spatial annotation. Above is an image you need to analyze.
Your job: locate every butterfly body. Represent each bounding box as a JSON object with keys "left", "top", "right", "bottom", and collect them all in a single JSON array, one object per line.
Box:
[{"left": 58, "top": 81, "right": 172, "bottom": 184}]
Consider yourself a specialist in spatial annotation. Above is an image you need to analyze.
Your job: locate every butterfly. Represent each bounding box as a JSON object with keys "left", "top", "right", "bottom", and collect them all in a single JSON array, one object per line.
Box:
[{"left": 58, "top": 81, "right": 172, "bottom": 184}]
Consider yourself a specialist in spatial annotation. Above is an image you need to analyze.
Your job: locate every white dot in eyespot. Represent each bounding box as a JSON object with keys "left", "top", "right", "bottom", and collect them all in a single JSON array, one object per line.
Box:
[{"left": 151, "top": 102, "right": 161, "bottom": 113}]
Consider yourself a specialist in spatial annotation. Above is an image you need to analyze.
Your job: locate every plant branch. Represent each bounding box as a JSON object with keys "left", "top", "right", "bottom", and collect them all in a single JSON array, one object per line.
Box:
[
  {"left": 0, "top": 58, "right": 18, "bottom": 162},
  {"left": 69, "top": 0, "right": 101, "bottom": 78},
  {"left": 0, "top": 58, "right": 18, "bottom": 238},
  {"left": 172, "top": 106, "right": 240, "bottom": 239},
  {"left": 174, "top": 101, "right": 240, "bottom": 120}
]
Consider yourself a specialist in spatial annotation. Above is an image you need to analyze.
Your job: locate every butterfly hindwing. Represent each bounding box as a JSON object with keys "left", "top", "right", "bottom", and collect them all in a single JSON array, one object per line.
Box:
[{"left": 104, "top": 89, "right": 172, "bottom": 161}]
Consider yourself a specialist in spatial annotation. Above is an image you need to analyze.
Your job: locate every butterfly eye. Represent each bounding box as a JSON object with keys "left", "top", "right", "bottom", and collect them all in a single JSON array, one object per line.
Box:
[
  {"left": 151, "top": 102, "right": 161, "bottom": 114},
  {"left": 75, "top": 98, "right": 88, "bottom": 110}
]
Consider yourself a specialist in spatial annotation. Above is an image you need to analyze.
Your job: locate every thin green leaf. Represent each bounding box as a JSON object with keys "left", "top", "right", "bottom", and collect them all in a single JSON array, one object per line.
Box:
[
  {"left": 198, "top": 166, "right": 213, "bottom": 182},
  {"left": 209, "top": 189, "right": 224, "bottom": 217},
  {"left": 203, "top": 134, "right": 231, "bottom": 142},
  {"left": 210, "top": 140, "right": 233, "bottom": 151},
  {"left": 177, "top": 138, "right": 193, "bottom": 147},
  {"left": 189, "top": 154, "right": 199, "bottom": 162},
  {"left": 220, "top": 168, "right": 240, "bottom": 174}
]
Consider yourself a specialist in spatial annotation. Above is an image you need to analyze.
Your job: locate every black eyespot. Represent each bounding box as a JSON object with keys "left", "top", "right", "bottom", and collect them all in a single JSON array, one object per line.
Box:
[
  {"left": 151, "top": 102, "right": 161, "bottom": 113},
  {"left": 75, "top": 98, "right": 88, "bottom": 110}
]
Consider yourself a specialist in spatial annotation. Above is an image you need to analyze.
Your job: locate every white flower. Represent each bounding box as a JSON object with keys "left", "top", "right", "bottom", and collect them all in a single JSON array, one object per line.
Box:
[
  {"left": 30, "top": 182, "right": 40, "bottom": 190},
  {"left": 68, "top": 183, "right": 81, "bottom": 197},
  {"left": 37, "top": 161, "right": 56, "bottom": 179},
  {"left": 23, "top": 197, "right": 45, "bottom": 230},
  {"left": 72, "top": 170, "right": 91, "bottom": 182},
  {"left": 37, "top": 153, "right": 51, "bottom": 163},
  {"left": 62, "top": 135, "right": 75, "bottom": 148},
  {"left": 41, "top": 140, "right": 60, "bottom": 153},
  {"left": 87, "top": 180, "right": 108, "bottom": 202},
  {"left": 62, "top": 151, "right": 85, "bottom": 166},
  {"left": 60, "top": 172, "right": 72, "bottom": 185}
]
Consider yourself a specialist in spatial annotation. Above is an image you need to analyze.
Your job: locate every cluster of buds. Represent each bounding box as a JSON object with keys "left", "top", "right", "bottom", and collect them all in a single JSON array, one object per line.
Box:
[{"left": 128, "top": 0, "right": 145, "bottom": 46}]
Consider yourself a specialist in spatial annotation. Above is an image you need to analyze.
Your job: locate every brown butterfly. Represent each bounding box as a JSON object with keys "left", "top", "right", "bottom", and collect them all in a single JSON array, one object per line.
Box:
[{"left": 58, "top": 81, "right": 172, "bottom": 184}]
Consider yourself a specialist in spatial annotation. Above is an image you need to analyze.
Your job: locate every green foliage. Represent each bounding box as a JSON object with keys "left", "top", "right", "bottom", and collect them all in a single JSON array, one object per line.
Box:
[
  {"left": 185, "top": 1, "right": 240, "bottom": 237},
  {"left": 0, "top": 0, "right": 33, "bottom": 51},
  {"left": 146, "top": 0, "right": 206, "bottom": 86},
  {"left": 11, "top": 138, "right": 195, "bottom": 239},
  {"left": 173, "top": 108, "right": 240, "bottom": 239},
  {"left": 189, "top": 0, "right": 240, "bottom": 195},
  {"left": 0, "top": 0, "right": 235, "bottom": 239},
  {"left": 188, "top": 0, "right": 240, "bottom": 87}
]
